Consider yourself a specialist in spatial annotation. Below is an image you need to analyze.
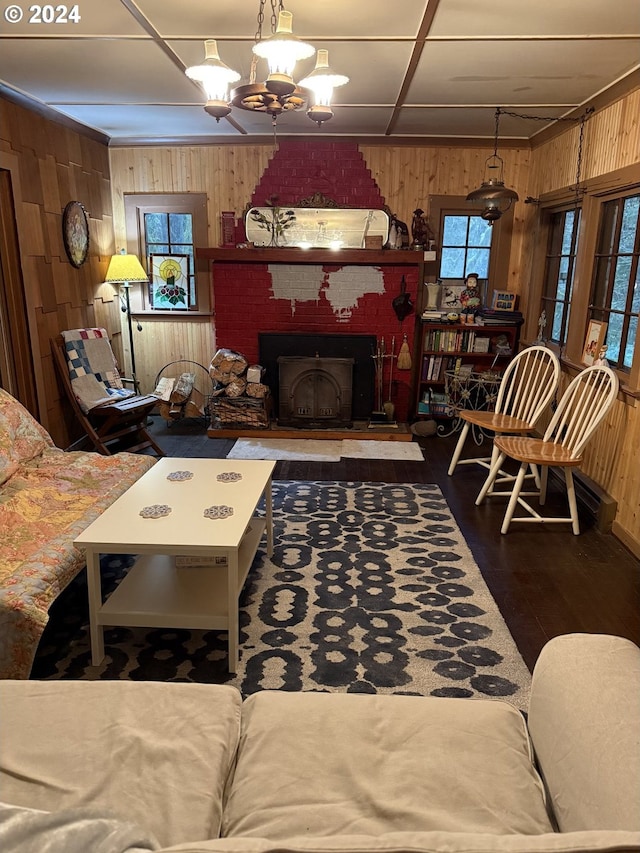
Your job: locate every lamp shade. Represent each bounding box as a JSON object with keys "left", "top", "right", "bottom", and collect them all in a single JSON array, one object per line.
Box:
[{"left": 105, "top": 250, "right": 148, "bottom": 284}]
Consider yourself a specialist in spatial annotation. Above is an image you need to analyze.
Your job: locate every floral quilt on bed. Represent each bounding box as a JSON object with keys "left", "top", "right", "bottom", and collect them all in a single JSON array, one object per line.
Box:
[{"left": 0, "top": 388, "right": 155, "bottom": 679}]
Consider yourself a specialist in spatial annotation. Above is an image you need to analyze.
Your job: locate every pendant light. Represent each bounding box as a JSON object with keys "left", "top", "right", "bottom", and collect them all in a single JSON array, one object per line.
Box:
[
  {"left": 299, "top": 49, "right": 349, "bottom": 125},
  {"left": 466, "top": 108, "right": 519, "bottom": 224},
  {"left": 185, "top": 40, "right": 241, "bottom": 122}
]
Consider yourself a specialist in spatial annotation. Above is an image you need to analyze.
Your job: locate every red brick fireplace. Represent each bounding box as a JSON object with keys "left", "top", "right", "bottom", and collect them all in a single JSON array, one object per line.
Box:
[{"left": 207, "top": 140, "right": 420, "bottom": 423}]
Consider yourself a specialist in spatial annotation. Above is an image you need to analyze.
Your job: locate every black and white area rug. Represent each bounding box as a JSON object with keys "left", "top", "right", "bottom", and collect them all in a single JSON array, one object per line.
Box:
[{"left": 32, "top": 481, "right": 531, "bottom": 708}]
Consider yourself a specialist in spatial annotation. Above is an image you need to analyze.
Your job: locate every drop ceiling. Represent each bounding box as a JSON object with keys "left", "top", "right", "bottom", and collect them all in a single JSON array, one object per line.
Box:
[{"left": 0, "top": 0, "right": 638, "bottom": 146}]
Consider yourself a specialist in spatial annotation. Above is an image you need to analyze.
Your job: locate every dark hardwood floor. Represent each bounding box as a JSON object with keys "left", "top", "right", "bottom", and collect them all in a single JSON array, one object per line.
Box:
[{"left": 148, "top": 415, "right": 640, "bottom": 672}]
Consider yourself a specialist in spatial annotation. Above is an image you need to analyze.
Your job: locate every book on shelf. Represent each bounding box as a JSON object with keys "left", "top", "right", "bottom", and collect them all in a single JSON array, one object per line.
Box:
[
  {"left": 479, "top": 309, "right": 524, "bottom": 325},
  {"left": 472, "top": 337, "right": 491, "bottom": 353}
]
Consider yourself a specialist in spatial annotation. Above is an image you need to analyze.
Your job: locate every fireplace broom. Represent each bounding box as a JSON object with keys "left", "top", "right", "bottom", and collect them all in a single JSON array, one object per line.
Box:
[{"left": 397, "top": 334, "right": 412, "bottom": 370}]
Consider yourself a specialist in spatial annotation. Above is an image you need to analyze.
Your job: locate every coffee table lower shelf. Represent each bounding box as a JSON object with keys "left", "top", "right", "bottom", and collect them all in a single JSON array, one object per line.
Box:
[{"left": 88, "top": 517, "right": 266, "bottom": 671}]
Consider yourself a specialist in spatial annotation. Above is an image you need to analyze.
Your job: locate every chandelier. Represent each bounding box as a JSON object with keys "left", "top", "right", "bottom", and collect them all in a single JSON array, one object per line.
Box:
[
  {"left": 466, "top": 108, "right": 519, "bottom": 224},
  {"left": 185, "top": 1, "right": 349, "bottom": 127}
]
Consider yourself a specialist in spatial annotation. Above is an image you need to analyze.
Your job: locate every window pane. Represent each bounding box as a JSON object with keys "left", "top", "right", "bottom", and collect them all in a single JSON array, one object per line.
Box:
[
  {"left": 606, "top": 312, "right": 623, "bottom": 364},
  {"left": 619, "top": 196, "right": 640, "bottom": 253},
  {"left": 626, "top": 316, "right": 638, "bottom": 369},
  {"left": 552, "top": 302, "right": 563, "bottom": 340},
  {"left": 465, "top": 248, "right": 490, "bottom": 278},
  {"left": 468, "top": 217, "right": 492, "bottom": 246},
  {"left": 440, "top": 247, "right": 465, "bottom": 278},
  {"left": 612, "top": 256, "right": 631, "bottom": 309},
  {"left": 632, "top": 268, "right": 640, "bottom": 314},
  {"left": 145, "top": 213, "right": 168, "bottom": 243},
  {"left": 561, "top": 210, "right": 576, "bottom": 254},
  {"left": 169, "top": 213, "right": 192, "bottom": 244},
  {"left": 442, "top": 216, "right": 468, "bottom": 246}
]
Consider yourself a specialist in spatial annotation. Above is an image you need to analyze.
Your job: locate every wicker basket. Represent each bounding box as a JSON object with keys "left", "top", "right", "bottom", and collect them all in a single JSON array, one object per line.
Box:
[{"left": 209, "top": 394, "right": 270, "bottom": 429}]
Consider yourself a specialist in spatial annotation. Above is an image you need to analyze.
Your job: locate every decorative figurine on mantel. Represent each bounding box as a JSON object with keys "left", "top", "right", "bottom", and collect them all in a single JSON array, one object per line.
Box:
[
  {"left": 535, "top": 310, "right": 547, "bottom": 343},
  {"left": 459, "top": 273, "right": 482, "bottom": 320},
  {"left": 411, "top": 208, "right": 434, "bottom": 250}
]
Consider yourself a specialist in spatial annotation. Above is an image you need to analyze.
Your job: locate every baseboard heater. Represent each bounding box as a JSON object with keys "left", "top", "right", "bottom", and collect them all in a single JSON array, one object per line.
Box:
[{"left": 548, "top": 467, "right": 617, "bottom": 533}]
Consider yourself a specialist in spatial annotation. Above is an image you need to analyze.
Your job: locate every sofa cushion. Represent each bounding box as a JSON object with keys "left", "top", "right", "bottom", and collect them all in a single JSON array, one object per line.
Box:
[
  {"left": 159, "top": 831, "right": 640, "bottom": 853},
  {"left": 0, "top": 681, "right": 242, "bottom": 849},
  {"left": 0, "top": 389, "right": 53, "bottom": 486},
  {"left": 0, "top": 801, "right": 159, "bottom": 853},
  {"left": 222, "top": 692, "right": 553, "bottom": 840},
  {"left": 528, "top": 634, "right": 640, "bottom": 833}
]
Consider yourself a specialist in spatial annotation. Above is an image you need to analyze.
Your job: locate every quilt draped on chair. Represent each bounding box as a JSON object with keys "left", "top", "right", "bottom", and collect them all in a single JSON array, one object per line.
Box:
[{"left": 62, "top": 328, "right": 135, "bottom": 413}]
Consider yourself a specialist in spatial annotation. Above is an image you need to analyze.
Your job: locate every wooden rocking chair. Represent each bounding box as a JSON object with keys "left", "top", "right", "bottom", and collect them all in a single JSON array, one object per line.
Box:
[{"left": 52, "top": 331, "right": 165, "bottom": 457}]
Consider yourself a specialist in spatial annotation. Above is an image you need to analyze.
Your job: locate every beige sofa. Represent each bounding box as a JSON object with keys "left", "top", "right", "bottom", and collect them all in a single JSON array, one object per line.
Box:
[
  {"left": 0, "top": 388, "right": 156, "bottom": 679},
  {"left": 1, "top": 633, "right": 639, "bottom": 853}
]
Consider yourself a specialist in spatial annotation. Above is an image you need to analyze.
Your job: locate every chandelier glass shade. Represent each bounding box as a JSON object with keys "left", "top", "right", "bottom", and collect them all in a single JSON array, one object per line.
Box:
[
  {"left": 252, "top": 10, "right": 314, "bottom": 95},
  {"left": 186, "top": 3, "right": 348, "bottom": 126},
  {"left": 466, "top": 109, "right": 519, "bottom": 223},
  {"left": 299, "top": 49, "right": 349, "bottom": 125},
  {"left": 185, "top": 40, "right": 241, "bottom": 121}
]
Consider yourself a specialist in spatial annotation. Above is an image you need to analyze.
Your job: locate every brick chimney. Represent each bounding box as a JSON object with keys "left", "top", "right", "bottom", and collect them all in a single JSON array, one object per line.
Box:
[{"left": 211, "top": 141, "right": 419, "bottom": 422}]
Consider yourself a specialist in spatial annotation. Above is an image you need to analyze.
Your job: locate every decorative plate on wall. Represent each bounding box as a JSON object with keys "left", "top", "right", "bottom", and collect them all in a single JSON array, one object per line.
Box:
[{"left": 62, "top": 201, "right": 90, "bottom": 267}]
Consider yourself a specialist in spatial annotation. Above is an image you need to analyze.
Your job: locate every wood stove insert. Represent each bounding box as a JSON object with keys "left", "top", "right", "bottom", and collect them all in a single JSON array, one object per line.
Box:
[
  {"left": 278, "top": 356, "right": 354, "bottom": 427},
  {"left": 259, "top": 333, "right": 376, "bottom": 423}
]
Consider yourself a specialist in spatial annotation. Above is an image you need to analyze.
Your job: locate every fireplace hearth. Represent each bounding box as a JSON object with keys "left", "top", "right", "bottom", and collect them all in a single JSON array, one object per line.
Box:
[
  {"left": 278, "top": 356, "right": 354, "bottom": 427},
  {"left": 259, "top": 333, "right": 376, "bottom": 422}
]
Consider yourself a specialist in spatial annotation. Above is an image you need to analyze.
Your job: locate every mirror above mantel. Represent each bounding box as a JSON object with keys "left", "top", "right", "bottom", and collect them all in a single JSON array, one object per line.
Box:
[{"left": 245, "top": 207, "right": 389, "bottom": 250}]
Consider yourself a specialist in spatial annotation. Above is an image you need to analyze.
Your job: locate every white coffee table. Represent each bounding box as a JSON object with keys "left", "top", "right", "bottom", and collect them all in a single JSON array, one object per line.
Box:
[{"left": 74, "top": 458, "right": 276, "bottom": 673}]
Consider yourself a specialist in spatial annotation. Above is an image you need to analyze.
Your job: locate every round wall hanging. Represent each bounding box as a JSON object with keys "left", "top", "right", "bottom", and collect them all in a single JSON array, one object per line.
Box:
[{"left": 62, "top": 201, "right": 90, "bottom": 268}]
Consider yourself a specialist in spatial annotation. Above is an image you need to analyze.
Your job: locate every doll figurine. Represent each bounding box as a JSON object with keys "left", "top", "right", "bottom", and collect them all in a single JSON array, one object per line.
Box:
[{"left": 459, "top": 273, "right": 482, "bottom": 316}]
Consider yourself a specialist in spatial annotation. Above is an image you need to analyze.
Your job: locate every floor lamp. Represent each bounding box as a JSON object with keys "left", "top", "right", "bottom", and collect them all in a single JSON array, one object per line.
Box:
[{"left": 104, "top": 249, "right": 148, "bottom": 394}]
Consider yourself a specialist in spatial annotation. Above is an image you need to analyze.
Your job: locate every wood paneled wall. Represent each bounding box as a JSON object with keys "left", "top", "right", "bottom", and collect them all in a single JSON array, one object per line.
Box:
[
  {"left": 526, "top": 90, "right": 640, "bottom": 555},
  {"left": 0, "top": 95, "right": 120, "bottom": 448}
]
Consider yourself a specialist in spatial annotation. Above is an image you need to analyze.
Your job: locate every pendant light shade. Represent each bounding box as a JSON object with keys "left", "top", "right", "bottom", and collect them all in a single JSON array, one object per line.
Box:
[
  {"left": 252, "top": 10, "right": 314, "bottom": 96},
  {"left": 299, "top": 49, "right": 349, "bottom": 125},
  {"left": 186, "top": 39, "right": 241, "bottom": 121}
]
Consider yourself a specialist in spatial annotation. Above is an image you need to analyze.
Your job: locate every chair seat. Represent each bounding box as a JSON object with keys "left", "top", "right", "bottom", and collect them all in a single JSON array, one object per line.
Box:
[
  {"left": 494, "top": 435, "right": 583, "bottom": 467},
  {"left": 459, "top": 410, "right": 533, "bottom": 432}
]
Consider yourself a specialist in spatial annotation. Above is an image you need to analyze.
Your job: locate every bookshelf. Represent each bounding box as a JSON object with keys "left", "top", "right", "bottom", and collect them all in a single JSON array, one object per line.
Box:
[{"left": 415, "top": 320, "right": 522, "bottom": 420}]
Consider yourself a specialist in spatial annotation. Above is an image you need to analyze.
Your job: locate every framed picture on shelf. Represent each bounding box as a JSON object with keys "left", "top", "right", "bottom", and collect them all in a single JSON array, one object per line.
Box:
[
  {"left": 491, "top": 291, "right": 517, "bottom": 311},
  {"left": 581, "top": 319, "right": 607, "bottom": 366},
  {"left": 440, "top": 284, "right": 465, "bottom": 311}
]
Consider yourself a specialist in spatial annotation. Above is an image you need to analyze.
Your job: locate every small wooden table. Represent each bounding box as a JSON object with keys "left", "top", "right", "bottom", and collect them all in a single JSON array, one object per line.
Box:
[{"left": 74, "top": 458, "right": 275, "bottom": 673}]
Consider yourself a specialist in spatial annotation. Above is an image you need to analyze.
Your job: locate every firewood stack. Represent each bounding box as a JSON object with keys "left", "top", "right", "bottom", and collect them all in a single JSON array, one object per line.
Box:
[
  {"left": 209, "top": 348, "right": 270, "bottom": 428},
  {"left": 154, "top": 372, "right": 207, "bottom": 422}
]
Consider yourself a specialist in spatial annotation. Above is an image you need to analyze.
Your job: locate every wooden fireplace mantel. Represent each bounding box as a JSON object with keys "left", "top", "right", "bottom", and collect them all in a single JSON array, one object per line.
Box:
[{"left": 196, "top": 247, "right": 429, "bottom": 267}]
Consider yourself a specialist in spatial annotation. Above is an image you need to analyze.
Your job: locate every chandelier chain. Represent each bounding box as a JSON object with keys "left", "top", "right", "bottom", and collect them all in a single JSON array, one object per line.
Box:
[
  {"left": 270, "top": 0, "right": 280, "bottom": 34},
  {"left": 493, "top": 108, "right": 500, "bottom": 157},
  {"left": 497, "top": 106, "right": 593, "bottom": 208},
  {"left": 497, "top": 106, "right": 594, "bottom": 124}
]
